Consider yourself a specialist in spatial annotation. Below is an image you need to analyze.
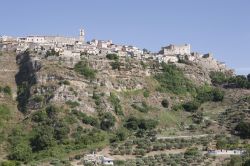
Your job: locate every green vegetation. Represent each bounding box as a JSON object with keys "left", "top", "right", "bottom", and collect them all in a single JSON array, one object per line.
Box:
[
  {"left": 124, "top": 116, "right": 158, "bottom": 131},
  {"left": 106, "top": 53, "right": 119, "bottom": 60},
  {"left": 7, "top": 105, "right": 108, "bottom": 163},
  {"left": 196, "top": 86, "right": 224, "bottom": 102},
  {"left": 184, "top": 147, "right": 199, "bottom": 157},
  {"left": 228, "top": 75, "right": 250, "bottom": 89},
  {"left": 161, "top": 99, "right": 169, "bottom": 108},
  {"left": 0, "top": 105, "right": 11, "bottom": 122},
  {"left": 155, "top": 63, "right": 196, "bottom": 95},
  {"left": 109, "top": 92, "right": 123, "bottom": 115},
  {"left": 210, "top": 71, "right": 250, "bottom": 89},
  {"left": 45, "top": 49, "right": 59, "bottom": 57},
  {"left": 65, "top": 100, "right": 80, "bottom": 108},
  {"left": 210, "top": 71, "right": 228, "bottom": 85},
  {"left": 58, "top": 80, "right": 70, "bottom": 85},
  {"left": 71, "top": 110, "right": 99, "bottom": 127},
  {"left": 100, "top": 112, "right": 116, "bottom": 131},
  {"left": 0, "top": 105, "right": 11, "bottom": 142},
  {"left": 182, "top": 86, "right": 224, "bottom": 112},
  {"left": 182, "top": 101, "right": 200, "bottom": 112},
  {"left": 0, "top": 85, "right": 12, "bottom": 95},
  {"left": 74, "top": 61, "right": 96, "bottom": 80},
  {"left": 106, "top": 53, "right": 121, "bottom": 70},
  {"left": 131, "top": 101, "right": 150, "bottom": 113},
  {"left": 143, "top": 89, "right": 150, "bottom": 98},
  {"left": 235, "top": 121, "right": 250, "bottom": 139},
  {"left": 111, "top": 61, "right": 121, "bottom": 70}
]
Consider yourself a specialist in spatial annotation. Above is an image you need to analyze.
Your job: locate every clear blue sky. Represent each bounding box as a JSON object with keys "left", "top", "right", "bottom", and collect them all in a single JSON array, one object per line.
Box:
[{"left": 1, "top": 0, "right": 250, "bottom": 74}]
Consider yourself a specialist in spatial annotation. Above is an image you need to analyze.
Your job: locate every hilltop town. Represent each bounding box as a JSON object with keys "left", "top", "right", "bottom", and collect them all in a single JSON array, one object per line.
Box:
[
  {"left": 0, "top": 30, "right": 250, "bottom": 166},
  {"left": 0, "top": 29, "right": 229, "bottom": 73}
]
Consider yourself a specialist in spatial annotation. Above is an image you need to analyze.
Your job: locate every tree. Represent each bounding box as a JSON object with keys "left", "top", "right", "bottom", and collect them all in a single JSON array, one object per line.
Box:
[
  {"left": 100, "top": 112, "right": 116, "bottom": 130},
  {"left": 54, "top": 121, "right": 70, "bottom": 141},
  {"left": 124, "top": 116, "right": 139, "bottom": 130},
  {"left": 247, "top": 74, "right": 250, "bottom": 82},
  {"left": 161, "top": 99, "right": 169, "bottom": 108},
  {"left": 235, "top": 121, "right": 250, "bottom": 139},
  {"left": 209, "top": 71, "right": 228, "bottom": 85},
  {"left": 243, "top": 159, "right": 250, "bottom": 166},
  {"left": 106, "top": 54, "right": 119, "bottom": 60},
  {"left": 111, "top": 61, "right": 121, "bottom": 70},
  {"left": 31, "top": 125, "right": 56, "bottom": 151},
  {"left": 182, "top": 101, "right": 200, "bottom": 112},
  {"left": 9, "top": 141, "right": 32, "bottom": 162},
  {"left": 212, "top": 88, "right": 224, "bottom": 102}
]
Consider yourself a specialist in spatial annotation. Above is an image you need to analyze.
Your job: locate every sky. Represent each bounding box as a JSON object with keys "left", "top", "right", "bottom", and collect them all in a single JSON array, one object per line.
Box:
[{"left": 1, "top": 0, "right": 250, "bottom": 75}]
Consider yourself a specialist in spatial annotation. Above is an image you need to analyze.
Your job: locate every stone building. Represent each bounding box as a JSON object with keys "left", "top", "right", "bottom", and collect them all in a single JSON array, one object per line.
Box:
[{"left": 160, "top": 44, "right": 191, "bottom": 55}]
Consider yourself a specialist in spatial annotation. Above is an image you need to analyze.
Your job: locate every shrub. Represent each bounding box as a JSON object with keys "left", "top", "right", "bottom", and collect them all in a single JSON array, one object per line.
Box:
[
  {"left": 106, "top": 54, "right": 119, "bottom": 60},
  {"left": 192, "top": 112, "right": 203, "bottom": 124},
  {"left": 161, "top": 99, "right": 169, "bottom": 108},
  {"left": 212, "top": 88, "right": 224, "bottom": 101},
  {"left": 111, "top": 61, "right": 121, "bottom": 70},
  {"left": 32, "top": 95, "right": 44, "bottom": 103},
  {"left": 182, "top": 101, "right": 200, "bottom": 112},
  {"left": 31, "top": 111, "right": 48, "bottom": 123},
  {"left": 74, "top": 61, "right": 96, "bottom": 80},
  {"left": 3, "top": 86, "right": 11, "bottom": 95},
  {"left": 100, "top": 112, "right": 116, "bottom": 130},
  {"left": 184, "top": 147, "right": 199, "bottom": 157},
  {"left": 110, "top": 128, "right": 128, "bottom": 142},
  {"left": 235, "top": 121, "right": 250, "bottom": 138},
  {"left": 82, "top": 115, "right": 99, "bottom": 127}
]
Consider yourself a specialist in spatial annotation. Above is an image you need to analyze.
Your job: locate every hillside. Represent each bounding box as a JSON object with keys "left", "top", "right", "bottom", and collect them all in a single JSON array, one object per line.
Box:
[{"left": 0, "top": 50, "right": 250, "bottom": 166}]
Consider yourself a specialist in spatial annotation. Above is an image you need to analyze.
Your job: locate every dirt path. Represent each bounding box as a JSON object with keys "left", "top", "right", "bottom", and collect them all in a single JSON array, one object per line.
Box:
[
  {"left": 157, "top": 134, "right": 214, "bottom": 140},
  {"left": 97, "top": 147, "right": 188, "bottom": 161}
]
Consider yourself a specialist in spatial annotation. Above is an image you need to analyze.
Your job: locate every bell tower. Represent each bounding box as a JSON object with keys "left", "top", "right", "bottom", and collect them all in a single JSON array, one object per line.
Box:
[{"left": 79, "top": 28, "right": 85, "bottom": 43}]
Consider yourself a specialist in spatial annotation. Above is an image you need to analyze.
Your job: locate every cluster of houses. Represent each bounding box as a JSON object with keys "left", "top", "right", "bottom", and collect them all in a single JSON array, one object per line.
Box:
[{"left": 0, "top": 29, "right": 228, "bottom": 70}]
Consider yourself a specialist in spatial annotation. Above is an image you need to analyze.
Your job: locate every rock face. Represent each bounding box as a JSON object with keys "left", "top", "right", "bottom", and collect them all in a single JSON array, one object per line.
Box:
[{"left": 13, "top": 49, "right": 233, "bottom": 115}]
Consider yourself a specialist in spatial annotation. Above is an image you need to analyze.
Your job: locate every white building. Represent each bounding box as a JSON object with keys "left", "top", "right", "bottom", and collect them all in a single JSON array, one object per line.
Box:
[
  {"left": 83, "top": 153, "right": 114, "bottom": 165},
  {"left": 208, "top": 150, "right": 245, "bottom": 156},
  {"left": 160, "top": 44, "right": 191, "bottom": 55},
  {"left": 26, "top": 36, "right": 45, "bottom": 43}
]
